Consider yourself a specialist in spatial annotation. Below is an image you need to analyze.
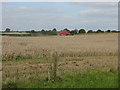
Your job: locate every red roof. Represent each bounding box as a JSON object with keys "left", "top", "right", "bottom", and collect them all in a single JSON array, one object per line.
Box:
[{"left": 59, "top": 31, "right": 70, "bottom": 35}]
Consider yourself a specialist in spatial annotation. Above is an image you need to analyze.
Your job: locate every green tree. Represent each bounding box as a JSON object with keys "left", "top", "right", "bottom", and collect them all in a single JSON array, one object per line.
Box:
[
  {"left": 64, "top": 28, "right": 70, "bottom": 32},
  {"left": 31, "top": 30, "right": 36, "bottom": 33},
  {"left": 41, "top": 29, "right": 45, "bottom": 32},
  {"left": 51, "top": 28, "right": 58, "bottom": 35},
  {"left": 25, "top": 31, "right": 31, "bottom": 33},
  {"left": 70, "top": 31, "right": 74, "bottom": 35},
  {"left": 74, "top": 29, "right": 78, "bottom": 34},
  {"left": 106, "top": 30, "right": 111, "bottom": 33},
  {"left": 111, "top": 30, "right": 117, "bottom": 33},
  {"left": 5, "top": 28, "right": 10, "bottom": 32},
  {"left": 79, "top": 29, "right": 86, "bottom": 34},
  {"left": 87, "top": 30, "right": 93, "bottom": 34},
  {"left": 96, "top": 29, "right": 104, "bottom": 33},
  {"left": 41, "top": 29, "right": 46, "bottom": 34},
  {"left": 70, "top": 29, "right": 78, "bottom": 35},
  {"left": 52, "top": 28, "right": 57, "bottom": 32}
]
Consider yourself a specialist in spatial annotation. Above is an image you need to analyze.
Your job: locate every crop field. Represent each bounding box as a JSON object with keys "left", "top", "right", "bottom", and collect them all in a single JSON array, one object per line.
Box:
[{"left": 2, "top": 33, "right": 118, "bottom": 88}]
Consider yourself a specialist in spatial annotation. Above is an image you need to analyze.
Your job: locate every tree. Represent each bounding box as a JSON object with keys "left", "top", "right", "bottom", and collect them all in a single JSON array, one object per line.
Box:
[
  {"left": 41, "top": 29, "right": 45, "bottom": 32},
  {"left": 31, "top": 30, "right": 36, "bottom": 33},
  {"left": 79, "top": 29, "right": 86, "bottom": 34},
  {"left": 51, "top": 28, "right": 57, "bottom": 35},
  {"left": 106, "top": 30, "right": 111, "bottom": 33},
  {"left": 111, "top": 30, "right": 117, "bottom": 33},
  {"left": 52, "top": 28, "right": 57, "bottom": 32},
  {"left": 74, "top": 29, "right": 78, "bottom": 34},
  {"left": 87, "top": 30, "right": 93, "bottom": 34},
  {"left": 25, "top": 31, "right": 31, "bottom": 33},
  {"left": 70, "top": 29, "right": 78, "bottom": 35},
  {"left": 96, "top": 29, "right": 104, "bottom": 33},
  {"left": 41, "top": 29, "right": 46, "bottom": 34},
  {"left": 70, "top": 31, "right": 74, "bottom": 35},
  {"left": 63, "top": 28, "right": 70, "bottom": 32},
  {"left": 5, "top": 28, "right": 10, "bottom": 32}
]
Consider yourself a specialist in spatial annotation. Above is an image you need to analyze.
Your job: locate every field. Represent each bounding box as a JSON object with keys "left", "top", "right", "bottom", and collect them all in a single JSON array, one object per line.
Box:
[{"left": 2, "top": 33, "right": 118, "bottom": 88}]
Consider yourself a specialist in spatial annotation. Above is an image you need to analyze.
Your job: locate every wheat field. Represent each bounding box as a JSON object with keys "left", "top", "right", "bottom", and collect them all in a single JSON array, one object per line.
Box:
[{"left": 2, "top": 33, "right": 118, "bottom": 60}]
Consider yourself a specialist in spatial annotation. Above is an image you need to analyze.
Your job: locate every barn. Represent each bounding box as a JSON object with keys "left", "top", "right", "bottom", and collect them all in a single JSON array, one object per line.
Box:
[{"left": 59, "top": 30, "right": 70, "bottom": 36}]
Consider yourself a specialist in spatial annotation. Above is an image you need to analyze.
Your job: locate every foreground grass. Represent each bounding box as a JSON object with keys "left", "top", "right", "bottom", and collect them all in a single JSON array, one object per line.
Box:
[
  {"left": 3, "top": 69, "right": 118, "bottom": 88},
  {"left": 3, "top": 56, "right": 118, "bottom": 88}
]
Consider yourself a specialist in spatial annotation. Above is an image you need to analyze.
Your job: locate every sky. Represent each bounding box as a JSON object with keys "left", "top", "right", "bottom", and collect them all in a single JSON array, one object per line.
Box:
[{"left": 2, "top": 2, "right": 118, "bottom": 31}]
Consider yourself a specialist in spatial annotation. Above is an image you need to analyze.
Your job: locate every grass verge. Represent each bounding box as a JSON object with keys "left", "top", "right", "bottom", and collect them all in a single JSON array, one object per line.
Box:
[{"left": 3, "top": 69, "right": 118, "bottom": 88}]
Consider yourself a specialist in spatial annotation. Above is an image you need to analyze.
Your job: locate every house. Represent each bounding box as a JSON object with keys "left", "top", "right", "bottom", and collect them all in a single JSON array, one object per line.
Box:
[{"left": 59, "top": 30, "right": 71, "bottom": 36}]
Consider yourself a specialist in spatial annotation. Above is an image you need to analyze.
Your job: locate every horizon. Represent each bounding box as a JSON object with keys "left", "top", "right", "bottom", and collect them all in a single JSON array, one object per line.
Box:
[{"left": 1, "top": 28, "right": 118, "bottom": 32}]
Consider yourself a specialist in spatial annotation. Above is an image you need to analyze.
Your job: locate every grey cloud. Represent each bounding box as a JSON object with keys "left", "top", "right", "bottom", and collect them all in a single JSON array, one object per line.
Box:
[
  {"left": 72, "top": 2, "right": 118, "bottom": 9},
  {"left": 79, "top": 8, "right": 118, "bottom": 19},
  {"left": 2, "top": 2, "right": 118, "bottom": 31},
  {"left": 3, "top": 5, "right": 65, "bottom": 15}
]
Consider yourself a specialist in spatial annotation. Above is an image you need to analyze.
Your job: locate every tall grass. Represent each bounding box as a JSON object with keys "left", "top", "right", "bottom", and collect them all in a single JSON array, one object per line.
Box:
[{"left": 50, "top": 51, "right": 58, "bottom": 81}]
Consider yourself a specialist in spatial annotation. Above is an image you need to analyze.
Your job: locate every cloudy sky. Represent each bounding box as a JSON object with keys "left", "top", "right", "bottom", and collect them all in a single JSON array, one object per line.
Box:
[{"left": 2, "top": 2, "right": 118, "bottom": 31}]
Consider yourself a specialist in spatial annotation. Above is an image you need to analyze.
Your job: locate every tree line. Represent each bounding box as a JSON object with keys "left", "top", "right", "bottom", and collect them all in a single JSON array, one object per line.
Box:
[{"left": 4, "top": 28, "right": 120, "bottom": 35}]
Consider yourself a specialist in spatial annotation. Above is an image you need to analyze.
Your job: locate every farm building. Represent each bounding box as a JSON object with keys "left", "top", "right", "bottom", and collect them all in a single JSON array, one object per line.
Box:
[{"left": 59, "top": 30, "right": 71, "bottom": 36}]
